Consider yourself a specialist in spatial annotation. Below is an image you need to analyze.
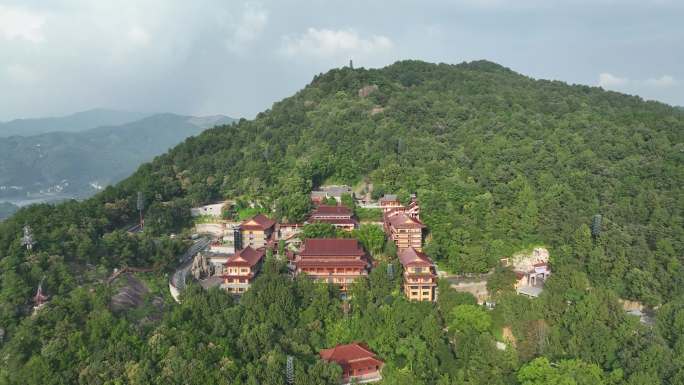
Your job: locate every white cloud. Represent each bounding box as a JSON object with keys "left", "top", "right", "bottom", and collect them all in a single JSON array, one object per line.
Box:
[
  {"left": 0, "top": 5, "right": 45, "bottom": 43},
  {"left": 598, "top": 72, "right": 629, "bottom": 88},
  {"left": 281, "top": 28, "right": 394, "bottom": 59},
  {"left": 127, "top": 26, "right": 151, "bottom": 46},
  {"left": 599, "top": 73, "right": 679, "bottom": 90},
  {"left": 226, "top": 3, "right": 268, "bottom": 53},
  {"left": 645, "top": 75, "right": 677, "bottom": 87}
]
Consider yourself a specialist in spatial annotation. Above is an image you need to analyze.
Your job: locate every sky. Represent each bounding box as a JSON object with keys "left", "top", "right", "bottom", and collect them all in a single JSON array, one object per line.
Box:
[{"left": 0, "top": 0, "right": 682, "bottom": 121}]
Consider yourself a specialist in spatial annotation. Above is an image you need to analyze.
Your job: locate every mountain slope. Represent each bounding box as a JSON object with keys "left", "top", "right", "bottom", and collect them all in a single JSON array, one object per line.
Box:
[
  {"left": 127, "top": 60, "right": 682, "bottom": 299},
  {"left": 0, "top": 60, "right": 683, "bottom": 385},
  {"left": 3, "top": 60, "right": 682, "bottom": 300},
  {"left": 0, "top": 108, "right": 152, "bottom": 137},
  {"left": 0, "top": 113, "right": 236, "bottom": 200}
]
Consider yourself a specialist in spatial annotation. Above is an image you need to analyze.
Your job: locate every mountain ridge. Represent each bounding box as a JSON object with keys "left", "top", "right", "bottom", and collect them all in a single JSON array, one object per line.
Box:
[
  {"left": 0, "top": 108, "right": 152, "bottom": 137},
  {"left": 0, "top": 112, "right": 236, "bottom": 203}
]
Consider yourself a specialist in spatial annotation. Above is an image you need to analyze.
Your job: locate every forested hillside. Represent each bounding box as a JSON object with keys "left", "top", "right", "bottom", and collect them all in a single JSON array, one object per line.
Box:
[
  {"left": 0, "top": 113, "right": 235, "bottom": 201},
  {"left": 0, "top": 60, "right": 682, "bottom": 384}
]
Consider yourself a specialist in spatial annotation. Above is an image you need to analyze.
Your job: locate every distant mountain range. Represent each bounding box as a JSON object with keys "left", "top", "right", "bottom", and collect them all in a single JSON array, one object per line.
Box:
[
  {"left": 0, "top": 108, "right": 153, "bottom": 137},
  {"left": 0, "top": 111, "right": 235, "bottom": 218}
]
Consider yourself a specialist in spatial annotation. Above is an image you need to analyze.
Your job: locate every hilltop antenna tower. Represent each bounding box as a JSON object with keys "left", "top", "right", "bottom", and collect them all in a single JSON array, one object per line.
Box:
[
  {"left": 137, "top": 191, "right": 145, "bottom": 230},
  {"left": 387, "top": 263, "right": 394, "bottom": 280},
  {"left": 21, "top": 225, "right": 35, "bottom": 251},
  {"left": 591, "top": 214, "right": 602, "bottom": 238},
  {"left": 286, "top": 355, "right": 295, "bottom": 385}
]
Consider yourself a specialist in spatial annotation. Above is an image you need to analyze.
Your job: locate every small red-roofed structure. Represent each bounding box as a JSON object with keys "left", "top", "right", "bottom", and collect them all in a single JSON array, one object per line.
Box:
[
  {"left": 378, "top": 194, "right": 402, "bottom": 212},
  {"left": 307, "top": 205, "right": 358, "bottom": 231},
  {"left": 320, "top": 343, "right": 384, "bottom": 384}
]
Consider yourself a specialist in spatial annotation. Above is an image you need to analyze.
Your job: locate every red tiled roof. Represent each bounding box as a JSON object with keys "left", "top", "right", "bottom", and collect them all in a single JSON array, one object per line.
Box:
[
  {"left": 225, "top": 246, "right": 265, "bottom": 267},
  {"left": 398, "top": 247, "right": 434, "bottom": 267},
  {"left": 279, "top": 223, "right": 303, "bottom": 228},
  {"left": 385, "top": 212, "right": 425, "bottom": 229},
  {"left": 296, "top": 258, "right": 368, "bottom": 268},
  {"left": 311, "top": 205, "right": 352, "bottom": 217},
  {"left": 299, "top": 239, "right": 365, "bottom": 257},
  {"left": 320, "top": 343, "right": 383, "bottom": 367},
  {"left": 309, "top": 218, "right": 358, "bottom": 226},
  {"left": 241, "top": 214, "right": 276, "bottom": 231}
]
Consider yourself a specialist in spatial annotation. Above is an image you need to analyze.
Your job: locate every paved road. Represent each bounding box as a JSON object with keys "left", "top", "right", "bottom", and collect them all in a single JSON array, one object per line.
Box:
[
  {"left": 441, "top": 272, "right": 492, "bottom": 285},
  {"left": 170, "top": 237, "right": 210, "bottom": 292},
  {"left": 125, "top": 223, "right": 143, "bottom": 233}
]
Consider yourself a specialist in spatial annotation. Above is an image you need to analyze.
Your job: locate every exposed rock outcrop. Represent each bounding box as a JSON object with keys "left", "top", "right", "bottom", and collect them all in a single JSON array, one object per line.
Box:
[{"left": 358, "top": 85, "right": 379, "bottom": 97}]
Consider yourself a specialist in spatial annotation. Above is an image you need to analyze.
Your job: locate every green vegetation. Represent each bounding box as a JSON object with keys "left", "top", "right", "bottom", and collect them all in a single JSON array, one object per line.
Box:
[
  {"left": 300, "top": 222, "right": 340, "bottom": 239},
  {"left": 517, "top": 357, "right": 610, "bottom": 385},
  {"left": 487, "top": 266, "right": 518, "bottom": 296},
  {"left": 340, "top": 193, "right": 355, "bottom": 209},
  {"left": 355, "top": 207, "right": 383, "bottom": 222},
  {"left": 449, "top": 304, "right": 492, "bottom": 334},
  {"left": 353, "top": 224, "right": 386, "bottom": 258},
  {"left": 0, "top": 60, "right": 683, "bottom": 384}
]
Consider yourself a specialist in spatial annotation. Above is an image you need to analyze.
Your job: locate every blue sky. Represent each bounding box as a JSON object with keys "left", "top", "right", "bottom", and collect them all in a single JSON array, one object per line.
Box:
[{"left": 0, "top": 0, "right": 682, "bottom": 121}]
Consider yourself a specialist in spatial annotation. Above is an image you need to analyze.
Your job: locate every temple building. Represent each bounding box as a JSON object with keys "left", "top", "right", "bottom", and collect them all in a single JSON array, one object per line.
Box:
[
  {"left": 311, "top": 185, "right": 353, "bottom": 205},
  {"left": 307, "top": 205, "right": 358, "bottom": 231},
  {"left": 294, "top": 239, "right": 370, "bottom": 293},
  {"left": 378, "top": 194, "right": 402, "bottom": 212},
  {"left": 382, "top": 194, "right": 424, "bottom": 251},
  {"left": 221, "top": 246, "right": 266, "bottom": 294},
  {"left": 320, "top": 343, "right": 384, "bottom": 384},
  {"left": 514, "top": 261, "right": 551, "bottom": 298},
  {"left": 404, "top": 194, "right": 420, "bottom": 219},
  {"left": 384, "top": 210, "right": 425, "bottom": 251},
  {"left": 398, "top": 247, "right": 437, "bottom": 301},
  {"left": 240, "top": 214, "right": 275, "bottom": 249},
  {"left": 501, "top": 247, "right": 552, "bottom": 298}
]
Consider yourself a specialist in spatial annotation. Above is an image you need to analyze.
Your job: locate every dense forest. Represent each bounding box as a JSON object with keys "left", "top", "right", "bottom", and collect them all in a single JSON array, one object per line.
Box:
[{"left": 0, "top": 60, "right": 683, "bottom": 384}]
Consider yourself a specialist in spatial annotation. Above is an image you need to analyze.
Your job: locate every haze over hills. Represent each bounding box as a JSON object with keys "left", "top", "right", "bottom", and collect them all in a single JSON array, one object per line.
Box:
[
  {"left": 0, "top": 112, "right": 235, "bottom": 218},
  {"left": 0, "top": 108, "right": 152, "bottom": 137}
]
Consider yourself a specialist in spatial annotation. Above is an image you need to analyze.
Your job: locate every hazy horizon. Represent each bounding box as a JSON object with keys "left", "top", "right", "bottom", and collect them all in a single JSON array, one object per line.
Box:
[{"left": 0, "top": 108, "right": 235, "bottom": 124}]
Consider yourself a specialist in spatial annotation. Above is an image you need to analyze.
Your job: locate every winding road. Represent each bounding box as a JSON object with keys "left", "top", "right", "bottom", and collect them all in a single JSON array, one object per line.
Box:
[{"left": 169, "top": 236, "right": 210, "bottom": 302}]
